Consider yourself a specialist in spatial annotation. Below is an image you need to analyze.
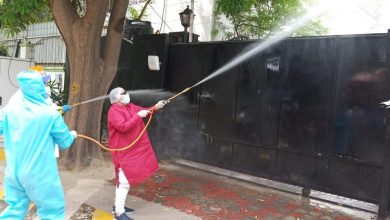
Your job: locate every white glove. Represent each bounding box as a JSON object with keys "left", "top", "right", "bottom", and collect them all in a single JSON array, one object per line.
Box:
[
  {"left": 381, "top": 100, "right": 390, "bottom": 106},
  {"left": 137, "top": 110, "right": 150, "bottom": 118},
  {"left": 70, "top": 130, "right": 77, "bottom": 138},
  {"left": 155, "top": 100, "right": 168, "bottom": 110}
]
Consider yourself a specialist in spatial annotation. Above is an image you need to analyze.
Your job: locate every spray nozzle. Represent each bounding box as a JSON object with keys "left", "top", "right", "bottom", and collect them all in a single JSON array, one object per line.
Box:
[{"left": 162, "top": 100, "right": 170, "bottom": 105}]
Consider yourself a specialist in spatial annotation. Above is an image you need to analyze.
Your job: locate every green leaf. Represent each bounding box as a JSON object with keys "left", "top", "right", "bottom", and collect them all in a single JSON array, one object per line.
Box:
[{"left": 0, "top": 0, "right": 51, "bottom": 38}]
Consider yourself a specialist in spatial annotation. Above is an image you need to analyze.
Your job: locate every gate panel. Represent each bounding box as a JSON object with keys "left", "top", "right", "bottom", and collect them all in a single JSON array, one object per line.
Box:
[
  {"left": 168, "top": 43, "right": 217, "bottom": 91},
  {"left": 231, "top": 143, "right": 276, "bottom": 177},
  {"left": 327, "top": 160, "right": 361, "bottom": 198},
  {"left": 274, "top": 152, "right": 328, "bottom": 188},
  {"left": 333, "top": 36, "right": 390, "bottom": 163},
  {"left": 235, "top": 44, "right": 282, "bottom": 146},
  {"left": 196, "top": 138, "right": 233, "bottom": 169},
  {"left": 164, "top": 44, "right": 218, "bottom": 158},
  {"left": 360, "top": 166, "right": 382, "bottom": 200},
  {"left": 327, "top": 161, "right": 381, "bottom": 202},
  {"left": 198, "top": 42, "right": 242, "bottom": 139},
  {"left": 279, "top": 38, "right": 338, "bottom": 154},
  {"left": 131, "top": 35, "right": 170, "bottom": 89}
]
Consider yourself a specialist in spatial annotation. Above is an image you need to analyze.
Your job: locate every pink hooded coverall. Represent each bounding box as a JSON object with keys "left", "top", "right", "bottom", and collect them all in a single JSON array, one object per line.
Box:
[{"left": 108, "top": 103, "right": 159, "bottom": 186}]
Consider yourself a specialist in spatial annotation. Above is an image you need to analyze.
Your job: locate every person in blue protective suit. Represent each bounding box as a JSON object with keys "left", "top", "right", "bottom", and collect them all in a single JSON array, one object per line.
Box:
[
  {"left": 0, "top": 70, "right": 77, "bottom": 220},
  {"left": 7, "top": 65, "right": 72, "bottom": 159}
]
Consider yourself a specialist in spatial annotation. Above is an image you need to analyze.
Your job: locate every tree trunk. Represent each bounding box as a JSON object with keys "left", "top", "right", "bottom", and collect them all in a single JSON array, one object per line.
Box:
[
  {"left": 50, "top": 0, "right": 129, "bottom": 170},
  {"left": 62, "top": 53, "right": 106, "bottom": 169}
]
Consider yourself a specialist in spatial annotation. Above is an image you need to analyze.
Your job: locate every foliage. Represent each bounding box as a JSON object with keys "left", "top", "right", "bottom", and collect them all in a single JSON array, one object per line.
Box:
[
  {"left": 127, "top": 0, "right": 152, "bottom": 20},
  {"left": 128, "top": 6, "right": 140, "bottom": 20},
  {"left": 0, "top": 0, "right": 52, "bottom": 37},
  {"left": 0, "top": 43, "right": 9, "bottom": 56},
  {"left": 215, "top": 0, "right": 328, "bottom": 40},
  {"left": 47, "top": 79, "right": 68, "bottom": 106},
  {"left": 291, "top": 18, "right": 328, "bottom": 37}
]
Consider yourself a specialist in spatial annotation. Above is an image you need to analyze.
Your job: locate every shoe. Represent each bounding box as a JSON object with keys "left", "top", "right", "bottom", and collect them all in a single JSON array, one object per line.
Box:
[
  {"left": 114, "top": 213, "right": 133, "bottom": 220},
  {"left": 112, "top": 206, "right": 135, "bottom": 214}
]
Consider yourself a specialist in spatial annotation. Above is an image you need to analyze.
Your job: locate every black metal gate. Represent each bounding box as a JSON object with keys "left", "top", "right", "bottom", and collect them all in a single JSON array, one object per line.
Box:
[
  {"left": 162, "top": 33, "right": 390, "bottom": 216},
  {"left": 113, "top": 32, "right": 390, "bottom": 217}
]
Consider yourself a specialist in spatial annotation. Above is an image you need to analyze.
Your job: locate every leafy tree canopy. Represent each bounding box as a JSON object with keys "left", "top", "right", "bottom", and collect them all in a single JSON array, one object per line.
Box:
[
  {"left": 215, "top": 0, "right": 328, "bottom": 40},
  {"left": 0, "top": 0, "right": 52, "bottom": 37}
]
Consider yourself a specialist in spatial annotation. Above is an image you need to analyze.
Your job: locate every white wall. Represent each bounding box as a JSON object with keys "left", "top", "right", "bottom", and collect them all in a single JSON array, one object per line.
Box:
[
  {"left": 135, "top": 0, "right": 216, "bottom": 41},
  {"left": 0, "top": 57, "right": 34, "bottom": 109}
]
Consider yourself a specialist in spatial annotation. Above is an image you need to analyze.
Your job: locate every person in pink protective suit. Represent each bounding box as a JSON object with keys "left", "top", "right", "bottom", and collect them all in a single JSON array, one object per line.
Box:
[{"left": 107, "top": 87, "right": 166, "bottom": 220}]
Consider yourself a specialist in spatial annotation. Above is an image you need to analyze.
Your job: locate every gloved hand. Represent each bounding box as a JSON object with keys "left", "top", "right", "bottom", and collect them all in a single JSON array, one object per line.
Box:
[
  {"left": 137, "top": 110, "right": 150, "bottom": 118},
  {"left": 155, "top": 100, "right": 168, "bottom": 110},
  {"left": 70, "top": 130, "right": 77, "bottom": 138},
  {"left": 380, "top": 100, "right": 390, "bottom": 108},
  {"left": 62, "top": 105, "right": 72, "bottom": 113}
]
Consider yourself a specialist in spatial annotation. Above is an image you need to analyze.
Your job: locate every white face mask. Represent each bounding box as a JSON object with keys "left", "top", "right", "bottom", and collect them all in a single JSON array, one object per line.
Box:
[
  {"left": 120, "top": 94, "right": 130, "bottom": 105},
  {"left": 44, "top": 86, "right": 51, "bottom": 99}
]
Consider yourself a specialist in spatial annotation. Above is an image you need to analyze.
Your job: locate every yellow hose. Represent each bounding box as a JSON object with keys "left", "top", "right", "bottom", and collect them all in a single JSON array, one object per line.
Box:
[{"left": 75, "top": 87, "right": 192, "bottom": 151}]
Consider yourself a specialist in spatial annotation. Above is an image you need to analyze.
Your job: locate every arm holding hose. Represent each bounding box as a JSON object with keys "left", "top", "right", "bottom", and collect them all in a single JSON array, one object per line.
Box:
[
  {"left": 132, "top": 100, "right": 167, "bottom": 120},
  {"left": 136, "top": 100, "right": 168, "bottom": 114},
  {"left": 50, "top": 114, "right": 76, "bottom": 149}
]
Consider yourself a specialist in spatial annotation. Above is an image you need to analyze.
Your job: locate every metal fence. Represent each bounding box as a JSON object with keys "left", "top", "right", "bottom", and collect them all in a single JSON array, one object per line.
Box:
[{"left": 0, "top": 22, "right": 66, "bottom": 65}]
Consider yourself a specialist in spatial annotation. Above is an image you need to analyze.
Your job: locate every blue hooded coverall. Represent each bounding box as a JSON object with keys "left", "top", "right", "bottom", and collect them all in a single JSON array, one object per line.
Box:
[{"left": 0, "top": 70, "right": 75, "bottom": 219}]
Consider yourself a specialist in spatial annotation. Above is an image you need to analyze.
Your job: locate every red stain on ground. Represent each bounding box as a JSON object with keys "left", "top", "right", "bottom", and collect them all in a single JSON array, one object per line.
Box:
[
  {"left": 284, "top": 202, "right": 300, "bottom": 210},
  {"left": 121, "top": 168, "right": 356, "bottom": 219}
]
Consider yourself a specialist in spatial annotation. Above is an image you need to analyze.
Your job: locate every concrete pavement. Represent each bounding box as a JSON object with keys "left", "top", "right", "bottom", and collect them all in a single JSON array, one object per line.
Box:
[
  {"left": 0, "top": 158, "right": 379, "bottom": 220},
  {"left": 0, "top": 159, "right": 200, "bottom": 220}
]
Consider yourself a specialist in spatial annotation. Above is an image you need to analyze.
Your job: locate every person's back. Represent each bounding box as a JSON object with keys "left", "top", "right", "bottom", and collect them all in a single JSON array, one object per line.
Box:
[
  {"left": 0, "top": 70, "right": 76, "bottom": 220},
  {"left": 4, "top": 95, "right": 62, "bottom": 184}
]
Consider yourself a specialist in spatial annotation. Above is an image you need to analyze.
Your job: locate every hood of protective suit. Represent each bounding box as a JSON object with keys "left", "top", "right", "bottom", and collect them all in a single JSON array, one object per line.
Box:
[{"left": 17, "top": 70, "right": 47, "bottom": 105}]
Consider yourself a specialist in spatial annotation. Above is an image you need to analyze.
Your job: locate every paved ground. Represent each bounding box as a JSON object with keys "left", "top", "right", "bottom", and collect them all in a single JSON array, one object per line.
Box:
[
  {"left": 0, "top": 154, "right": 379, "bottom": 220},
  {"left": 125, "top": 163, "right": 377, "bottom": 220}
]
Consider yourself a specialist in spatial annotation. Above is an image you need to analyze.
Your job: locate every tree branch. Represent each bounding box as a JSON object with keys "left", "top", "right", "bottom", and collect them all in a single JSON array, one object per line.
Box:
[
  {"left": 232, "top": 16, "right": 240, "bottom": 37},
  {"left": 84, "top": 0, "right": 109, "bottom": 48},
  {"left": 50, "top": 0, "right": 79, "bottom": 42},
  {"left": 103, "top": 0, "right": 129, "bottom": 72},
  {"left": 241, "top": 23, "right": 261, "bottom": 29},
  {"left": 85, "top": 0, "right": 108, "bottom": 25},
  {"left": 137, "top": 0, "right": 152, "bottom": 20}
]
